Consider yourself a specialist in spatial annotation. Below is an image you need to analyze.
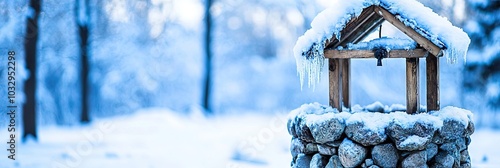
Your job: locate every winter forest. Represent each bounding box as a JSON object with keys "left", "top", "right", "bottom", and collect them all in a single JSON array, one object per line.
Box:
[{"left": 0, "top": 0, "right": 499, "bottom": 167}]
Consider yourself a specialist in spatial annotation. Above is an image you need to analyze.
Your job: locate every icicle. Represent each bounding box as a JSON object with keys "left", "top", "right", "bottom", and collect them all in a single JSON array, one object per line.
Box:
[{"left": 297, "top": 41, "right": 326, "bottom": 90}]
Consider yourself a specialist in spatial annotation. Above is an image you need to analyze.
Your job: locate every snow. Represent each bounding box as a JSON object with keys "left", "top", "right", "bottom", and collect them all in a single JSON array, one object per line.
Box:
[
  {"left": 391, "top": 112, "right": 443, "bottom": 129},
  {"left": 431, "top": 106, "right": 473, "bottom": 127},
  {"left": 0, "top": 109, "right": 292, "bottom": 168},
  {"left": 364, "top": 101, "right": 387, "bottom": 112},
  {"left": 0, "top": 108, "right": 498, "bottom": 167},
  {"left": 399, "top": 135, "right": 428, "bottom": 146},
  {"left": 293, "top": 0, "right": 470, "bottom": 88},
  {"left": 346, "top": 112, "right": 391, "bottom": 133},
  {"left": 342, "top": 37, "right": 417, "bottom": 51}
]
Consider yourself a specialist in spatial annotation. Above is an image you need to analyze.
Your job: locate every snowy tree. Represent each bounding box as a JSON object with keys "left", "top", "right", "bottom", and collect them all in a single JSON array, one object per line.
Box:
[
  {"left": 461, "top": 0, "right": 500, "bottom": 127},
  {"left": 203, "top": 0, "right": 213, "bottom": 113},
  {"left": 23, "top": 0, "right": 41, "bottom": 141},
  {"left": 76, "top": 0, "right": 91, "bottom": 123}
]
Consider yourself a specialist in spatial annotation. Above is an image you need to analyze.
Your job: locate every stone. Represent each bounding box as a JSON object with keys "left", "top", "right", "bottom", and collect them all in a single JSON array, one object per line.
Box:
[
  {"left": 460, "top": 150, "right": 470, "bottom": 163},
  {"left": 438, "top": 120, "right": 466, "bottom": 141},
  {"left": 288, "top": 116, "right": 297, "bottom": 137},
  {"left": 309, "top": 117, "right": 345, "bottom": 143},
  {"left": 310, "top": 153, "right": 329, "bottom": 168},
  {"left": 431, "top": 152, "right": 455, "bottom": 168},
  {"left": 465, "top": 137, "right": 471, "bottom": 146},
  {"left": 401, "top": 150, "right": 427, "bottom": 168},
  {"left": 326, "top": 140, "right": 343, "bottom": 147},
  {"left": 318, "top": 144, "right": 337, "bottom": 155},
  {"left": 459, "top": 163, "right": 471, "bottom": 168},
  {"left": 464, "top": 121, "right": 475, "bottom": 136},
  {"left": 431, "top": 133, "right": 446, "bottom": 145},
  {"left": 345, "top": 122, "right": 387, "bottom": 146},
  {"left": 294, "top": 154, "right": 313, "bottom": 168},
  {"left": 368, "top": 165, "right": 380, "bottom": 168},
  {"left": 364, "top": 159, "right": 374, "bottom": 167},
  {"left": 338, "top": 138, "right": 367, "bottom": 168},
  {"left": 456, "top": 137, "right": 467, "bottom": 152},
  {"left": 396, "top": 135, "right": 431, "bottom": 151},
  {"left": 325, "top": 155, "right": 344, "bottom": 168},
  {"left": 387, "top": 122, "right": 435, "bottom": 150},
  {"left": 290, "top": 138, "right": 306, "bottom": 157},
  {"left": 426, "top": 143, "right": 438, "bottom": 161},
  {"left": 305, "top": 143, "right": 319, "bottom": 154},
  {"left": 440, "top": 142, "right": 460, "bottom": 164},
  {"left": 295, "top": 117, "right": 315, "bottom": 142},
  {"left": 413, "top": 122, "right": 438, "bottom": 138},
  {"left": 371, "top": 143, "right": 399, "bottom": 168}
]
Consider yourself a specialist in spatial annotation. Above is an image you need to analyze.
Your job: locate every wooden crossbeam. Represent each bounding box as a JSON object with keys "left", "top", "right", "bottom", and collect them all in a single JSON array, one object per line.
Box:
[
  {"left": 325, "top": 49, "right": 427, "bottom": 59},
  {"left": 374, "top": 6, "right": 442, "bottom": 57}
]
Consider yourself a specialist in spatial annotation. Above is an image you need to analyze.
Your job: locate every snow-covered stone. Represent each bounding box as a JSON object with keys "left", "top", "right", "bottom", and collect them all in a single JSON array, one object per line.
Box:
[
  {"left": 345, "top": 112, "right": 390, "bottom": 146},
  {"left": 295, "top": 116, "right": 315, "bottom": 142},
  {"left": 345, "top": 122, "right": 387, "bottom": 146},
  {"left": 308, "top": 114, "right": 346, "bottom": 143},
  {"left": 371, "top": 143, "right": 398, "bottom": 168},
  {"left": 338, "top": 139, "right": 367, "bottom": 168},
  {"left": 288, "top": 104, "right": 474, "bottom": 168},
  {"left": 438, "top": 120, "right": 466, "bottom": 141}
]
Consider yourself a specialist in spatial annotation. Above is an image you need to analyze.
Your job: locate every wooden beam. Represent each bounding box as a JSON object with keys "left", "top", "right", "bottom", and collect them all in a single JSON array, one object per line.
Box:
[
  {"left": 329, "top": 59, "right": 341, "bottom": 111},
  {"left": 374, "top": 6, "right": 442, "bottom": 57},
  {"left": 325, "top": 49, "right": 427, "bottom": 59},
  {"left": 406, "top": 58, "right": 420, "bottom": 114},
  {"left": 426, "top": 55, "right": 440, "bottom": 111},
  {"left": 325, "top": 6, "right": 383, "bottom": 49},
  {"left": 351, "top": 17, "right": 385, "bottom": 44},
  {"left": 341, "top": 59, "right": 351, "bottom": 109}
]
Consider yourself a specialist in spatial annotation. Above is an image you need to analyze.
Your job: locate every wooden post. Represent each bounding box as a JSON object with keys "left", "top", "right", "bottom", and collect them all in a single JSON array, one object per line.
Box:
[
  {"left": 426, "top": 55, "right": 440, "bottom": 111},
  {"left": 341, "top": 59, "right": 351, "bottom": 109},
  {"left": 406, "top": 58, "right": 419, "bottom": 114},
  {"left": 329, "top": 59, "right": 341, "bottom": 111}
]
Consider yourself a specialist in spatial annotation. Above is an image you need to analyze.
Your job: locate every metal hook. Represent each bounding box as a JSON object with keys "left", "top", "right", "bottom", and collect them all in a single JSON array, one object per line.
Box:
[{"left": 373, "top": 47, "right": 388, "bottom": 66}]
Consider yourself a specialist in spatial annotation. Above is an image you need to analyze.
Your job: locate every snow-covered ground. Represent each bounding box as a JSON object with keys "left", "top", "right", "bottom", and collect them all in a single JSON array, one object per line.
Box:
[{"left": 0, "top": 109, "right": 498, "bottom": 168}]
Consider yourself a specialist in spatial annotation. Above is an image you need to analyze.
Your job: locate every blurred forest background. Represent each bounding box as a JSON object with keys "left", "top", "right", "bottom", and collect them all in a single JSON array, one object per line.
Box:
[{"left": 0, "top": 0, "right": 498, "bottom": 134}]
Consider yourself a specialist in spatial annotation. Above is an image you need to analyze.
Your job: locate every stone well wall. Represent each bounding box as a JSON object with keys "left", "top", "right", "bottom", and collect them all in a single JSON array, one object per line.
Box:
[{"left": 287, "top": 103, "right": 475, "bottom": 168}]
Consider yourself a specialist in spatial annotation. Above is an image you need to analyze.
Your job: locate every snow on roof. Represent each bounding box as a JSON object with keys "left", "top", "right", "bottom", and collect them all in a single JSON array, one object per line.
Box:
[{"left": 293, "top": 0, "right": 470, "bottom": 89}]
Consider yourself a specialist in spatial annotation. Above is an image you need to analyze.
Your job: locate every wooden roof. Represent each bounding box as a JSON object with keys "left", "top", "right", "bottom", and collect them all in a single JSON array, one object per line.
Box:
[{"left": 323, "top": 5, "right": 443, "bottom": 57}]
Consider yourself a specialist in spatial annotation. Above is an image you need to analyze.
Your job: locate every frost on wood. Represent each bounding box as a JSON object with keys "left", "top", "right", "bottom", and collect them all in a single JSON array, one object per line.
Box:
[{"left": 293, "top": 0, "right": 470, "bottom": 88}]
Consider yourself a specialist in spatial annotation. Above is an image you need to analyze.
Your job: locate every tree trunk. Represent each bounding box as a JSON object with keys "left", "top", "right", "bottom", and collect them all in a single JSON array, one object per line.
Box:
[
  {"left": 203, "top": 0, "right": 213, "bottom": 114},
  {"left": 76, "top": 0, "right": 90, "bottom": 123},
  {"left": 23, "top": 0, "right": 41, "bottom": 141}
]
